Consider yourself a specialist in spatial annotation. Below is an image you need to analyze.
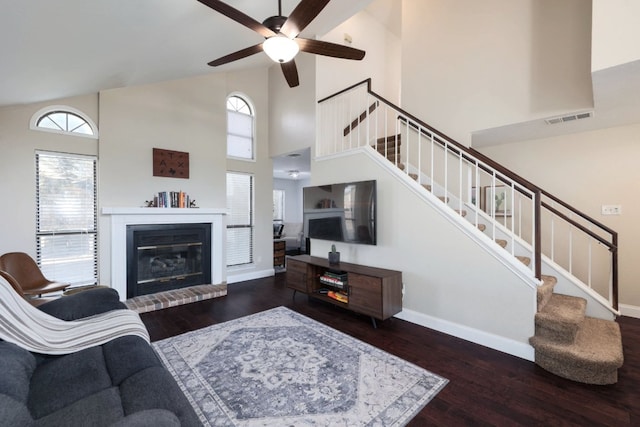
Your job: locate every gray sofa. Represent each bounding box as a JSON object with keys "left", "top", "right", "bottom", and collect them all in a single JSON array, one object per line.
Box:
[{"left": 0, "top": 288, "right": 200, "bottom": 426}]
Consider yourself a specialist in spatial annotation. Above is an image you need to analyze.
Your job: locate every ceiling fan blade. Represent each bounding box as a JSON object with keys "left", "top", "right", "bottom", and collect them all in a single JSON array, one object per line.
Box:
[
  {"left": 280, "top": 60, "right": 300, "bottom": 87},
  {"left": 296, "top": 38, "right": 366, "bottom": 60},
  {"left": 280, "top": 0, "right": 330, "bottom": 39},
  {"left": 197, "top": 0, "right": 276, "bottom": 38},
  {"left": 208, "top": 43, "right": 264, "bottom": 67}
]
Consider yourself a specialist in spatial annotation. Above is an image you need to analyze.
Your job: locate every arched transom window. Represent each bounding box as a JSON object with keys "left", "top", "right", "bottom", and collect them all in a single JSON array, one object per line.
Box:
[
  {"left": 30, "top": 106, "right": 98, "bottom": 138},
  {"left": 226, "top": 95, "right": 254, "bottom": 160}
]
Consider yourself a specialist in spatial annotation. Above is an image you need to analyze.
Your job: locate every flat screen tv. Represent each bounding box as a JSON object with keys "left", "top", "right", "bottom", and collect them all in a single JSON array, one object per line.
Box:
[{"left": 303, "top": 180, "right": 376, "bottom": 245}]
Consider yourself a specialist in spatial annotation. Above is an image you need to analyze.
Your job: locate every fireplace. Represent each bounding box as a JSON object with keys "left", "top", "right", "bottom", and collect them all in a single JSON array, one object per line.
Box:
[
  {"left": 126, "top": 223, "right": 211, "bottom": 298},
  {"left": 103, "top": 207, "right": 226, "bottom": 301}
]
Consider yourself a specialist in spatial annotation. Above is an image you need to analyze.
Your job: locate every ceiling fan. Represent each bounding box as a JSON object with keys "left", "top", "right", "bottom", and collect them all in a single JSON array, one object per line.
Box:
[{"left": 198, "top": 0, "right": 366, "bottom": 87}]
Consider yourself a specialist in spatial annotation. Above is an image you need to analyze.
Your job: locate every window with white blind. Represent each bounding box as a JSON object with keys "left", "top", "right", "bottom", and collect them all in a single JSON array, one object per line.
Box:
[
  {"left": 226, "top": 95, "right": 254, "bottom": 160},
  {"left": 35, "top": 151, "right": 98, "bottom": 286},
  {"left": 226, "top": 172, "right": 254, "bottom": 267},
  {"left": 273, "top": 189, "right": 285, "bottom": 221}
]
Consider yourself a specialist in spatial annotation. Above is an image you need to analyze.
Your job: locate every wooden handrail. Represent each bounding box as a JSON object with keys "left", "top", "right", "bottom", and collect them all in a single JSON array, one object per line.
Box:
[
  {"left": 541, "top": 202, "right": 617, "bottom": 250},
  {"left": 386, "top": 104, "right": 616, "bottom": 247},
  {"left": 319, "top": 79, "right": 618, "bottom": 310},
  {"left": 396, "top": 107, "right": 617, "bottom": 251},
  {"left": 318, "top": 78, "right": 372, "bottom": 104},
  {"left": 399, "top": 117, "right": 539, "bottom": 195},
  {"left": 539, "top": 188, "right": 617, "bottom": 236}
]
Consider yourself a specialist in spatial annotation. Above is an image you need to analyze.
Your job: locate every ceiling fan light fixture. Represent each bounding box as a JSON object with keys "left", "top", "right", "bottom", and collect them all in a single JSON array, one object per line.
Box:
[{"left": 263, "top": 35, "right": 299, "bottom": 63}]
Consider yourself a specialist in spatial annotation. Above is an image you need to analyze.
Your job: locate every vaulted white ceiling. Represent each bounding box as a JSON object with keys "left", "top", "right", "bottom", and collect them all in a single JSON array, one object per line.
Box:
[{"left": 0, "top": 0, "right": 372, "bottom": 108}]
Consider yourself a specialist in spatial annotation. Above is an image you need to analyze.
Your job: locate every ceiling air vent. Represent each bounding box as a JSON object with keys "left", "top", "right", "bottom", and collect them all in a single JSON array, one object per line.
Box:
[{"left": 545, "top": 111, "right": 593, "bottom": 125}]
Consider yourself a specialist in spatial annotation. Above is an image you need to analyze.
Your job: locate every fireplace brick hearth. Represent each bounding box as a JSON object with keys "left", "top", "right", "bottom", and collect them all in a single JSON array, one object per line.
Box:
[{"left": 124, "top": 283, "right": 227, "bottom": 313}]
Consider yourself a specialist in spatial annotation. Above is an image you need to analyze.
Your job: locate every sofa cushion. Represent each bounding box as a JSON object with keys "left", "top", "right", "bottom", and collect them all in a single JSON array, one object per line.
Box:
[
  {"left": 33, "top": 388, "right": 124, "bottom": 427},
  {"left": 103, "top": 336, "right": 162, "bottom": 386},
  {"left": 28, "top": 346, "right": 112, "bottom": 419},
  {"left": 0, "top": 394, "right": 33, "bottom": 426},
  {"left": 120, "top": 367, "right": 202, "bottom": 426},
  {"left": 0, "top": 341, "right": 36, "bottom": 403},
  {"left": 38, "top": 287, "right": 125, "bottom": 320},
  {"left": 111, "top": 409, "right": 181, "bottom": 427}
]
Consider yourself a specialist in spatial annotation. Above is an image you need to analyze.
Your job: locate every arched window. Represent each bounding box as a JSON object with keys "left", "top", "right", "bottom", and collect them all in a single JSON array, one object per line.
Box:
[
  {"left": 226, "top": 95, "right": 254, "bottom": 160},
  {"left": 30, "top": 106, "right": 98, "bottom": 138}
]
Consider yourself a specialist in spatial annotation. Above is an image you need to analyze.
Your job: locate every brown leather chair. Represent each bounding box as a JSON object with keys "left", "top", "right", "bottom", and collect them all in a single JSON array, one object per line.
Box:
[
  {"left": 0, "top": 252, "right": 70, "bottom": 296},
  {"left": 0, "top": 270, "right": 50, "bottom": 306}
]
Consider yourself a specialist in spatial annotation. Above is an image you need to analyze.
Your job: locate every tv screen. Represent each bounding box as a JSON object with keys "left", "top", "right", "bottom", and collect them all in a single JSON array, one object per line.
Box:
[{"left": 303, "top": 180, "right": 376, "bottom": 245}]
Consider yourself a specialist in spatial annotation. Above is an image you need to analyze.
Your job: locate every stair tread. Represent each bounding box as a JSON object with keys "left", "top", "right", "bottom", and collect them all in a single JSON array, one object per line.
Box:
[
  {"left": 516, "top": 256, "right": 531, "bottom": 266},
  {"left": 496, "top": 239, "right": 507, "bottom": 248},
  {"left": 536, "top": 294, "right": 586, "bottom": 329},
  {"left": 530, "top": 317, "right": 624, "bottom": 368},
  {"left": 375, "top": 135, "right": 401, "bottom": 147}
]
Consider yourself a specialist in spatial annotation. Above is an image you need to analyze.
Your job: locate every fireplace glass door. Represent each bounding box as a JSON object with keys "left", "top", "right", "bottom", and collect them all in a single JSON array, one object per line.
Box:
[{"left": 126, "top": 223, "right": 211, "bottom": 298}]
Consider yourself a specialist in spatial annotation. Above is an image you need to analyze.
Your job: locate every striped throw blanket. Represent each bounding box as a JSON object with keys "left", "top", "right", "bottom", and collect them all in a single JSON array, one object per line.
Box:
[{"left": 0, "top": 275, "right": 149, "bottom": 355}]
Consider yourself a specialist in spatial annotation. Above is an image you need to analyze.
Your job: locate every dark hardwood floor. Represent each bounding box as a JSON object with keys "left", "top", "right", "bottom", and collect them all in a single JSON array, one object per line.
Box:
[{"left": 141, "top": 273, "right": 640, "bottom": 426}]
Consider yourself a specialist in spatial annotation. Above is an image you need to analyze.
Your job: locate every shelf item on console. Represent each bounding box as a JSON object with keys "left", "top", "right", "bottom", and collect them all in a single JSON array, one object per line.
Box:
[
  {"left": 318, "top": 271, "right": 348, "bottom": 290},
  {"left": 327, "top": 290, "right": 348, "bottom": 303}
]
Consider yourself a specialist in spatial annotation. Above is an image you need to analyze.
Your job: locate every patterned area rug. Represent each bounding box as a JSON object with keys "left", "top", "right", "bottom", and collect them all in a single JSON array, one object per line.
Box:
[{"left": 153, "top": 307, "right": 448, "bottom": 426}]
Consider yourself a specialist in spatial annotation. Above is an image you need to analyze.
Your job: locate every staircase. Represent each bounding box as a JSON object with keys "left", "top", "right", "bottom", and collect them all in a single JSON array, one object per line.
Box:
[
  {"left": 318, "top": 79, "right": 623, "bottom": 384},
  {"left": 372, "top": 128, "right": 624, "bottom": 385}
]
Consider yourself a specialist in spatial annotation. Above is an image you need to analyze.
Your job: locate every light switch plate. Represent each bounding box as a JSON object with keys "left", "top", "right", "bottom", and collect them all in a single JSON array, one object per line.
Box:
[{"left": 601, "top": 205, "right": 622, "bottom": 215}]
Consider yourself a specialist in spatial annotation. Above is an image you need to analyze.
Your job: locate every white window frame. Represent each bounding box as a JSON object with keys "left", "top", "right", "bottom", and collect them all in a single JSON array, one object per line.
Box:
[
  {"left": 35, "top": 150, "right": 98, "bottom": 286},
  {"left": 226, "top": 94, "right": 255, "bottom": 161},
  {"left": 30, "top": 105, "right": 99, "bottom": 139}
]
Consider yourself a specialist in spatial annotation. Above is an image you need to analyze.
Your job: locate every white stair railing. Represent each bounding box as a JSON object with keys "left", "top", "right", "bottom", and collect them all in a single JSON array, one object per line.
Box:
[{"left": 317, "top": 79, "right": 618, "bottom": 310}]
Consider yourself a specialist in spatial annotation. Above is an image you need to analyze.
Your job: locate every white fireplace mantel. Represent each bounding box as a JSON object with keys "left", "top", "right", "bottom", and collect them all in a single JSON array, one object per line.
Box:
[{"left": 102, "top": 207, "right": 227, "bottom": 300}]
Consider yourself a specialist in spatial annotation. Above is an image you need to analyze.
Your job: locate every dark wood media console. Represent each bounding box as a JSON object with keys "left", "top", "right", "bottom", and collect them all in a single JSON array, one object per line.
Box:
[{"left": 286, "top": 255, "right": 403, "bottom": 327}]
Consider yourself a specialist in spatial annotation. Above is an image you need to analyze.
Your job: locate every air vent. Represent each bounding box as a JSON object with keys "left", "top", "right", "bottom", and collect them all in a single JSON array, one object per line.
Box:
[{"left": 545, "top": 111, "right": 593, "bottom": 125}]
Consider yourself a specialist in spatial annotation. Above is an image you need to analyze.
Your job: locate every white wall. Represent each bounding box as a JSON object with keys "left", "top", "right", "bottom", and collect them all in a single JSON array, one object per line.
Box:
[
  {"left": 97, "top": 68, "right": 273, "bottom": 286},
  {"left": 316, "top": 6, "right": 402, "bottom": 103},
  {"left": 401, "top": 0, "right": 593, "bottom": 145},
  {"left": 592, "top": 0, "right": 640, "bottom": 72},
  {"left": 269, "top": 55, "right": 316, "bottom": 158},
  {"left": 0, "top": 94, "right": 98, "bottom": 257}
]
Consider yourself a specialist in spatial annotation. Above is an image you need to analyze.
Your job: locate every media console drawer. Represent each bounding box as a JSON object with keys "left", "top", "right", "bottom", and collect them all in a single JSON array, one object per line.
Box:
[
  {"left": 286, "top": 257, "right": 309, "bottom": 292},
  {"left": 285, "top": 255, "right": 402, "bottom": 327}
]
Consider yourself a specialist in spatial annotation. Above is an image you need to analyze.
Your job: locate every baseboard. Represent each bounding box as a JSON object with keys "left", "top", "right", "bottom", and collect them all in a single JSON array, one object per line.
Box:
[
  {"left": 619, "top": 304, "right": 640, "bottom": 319},
  {"left": 395, "top": 308, "right": 535, "bottom": 362},
  {"left": 227, "top": 268, "right": 274, "bottom": 284}
]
